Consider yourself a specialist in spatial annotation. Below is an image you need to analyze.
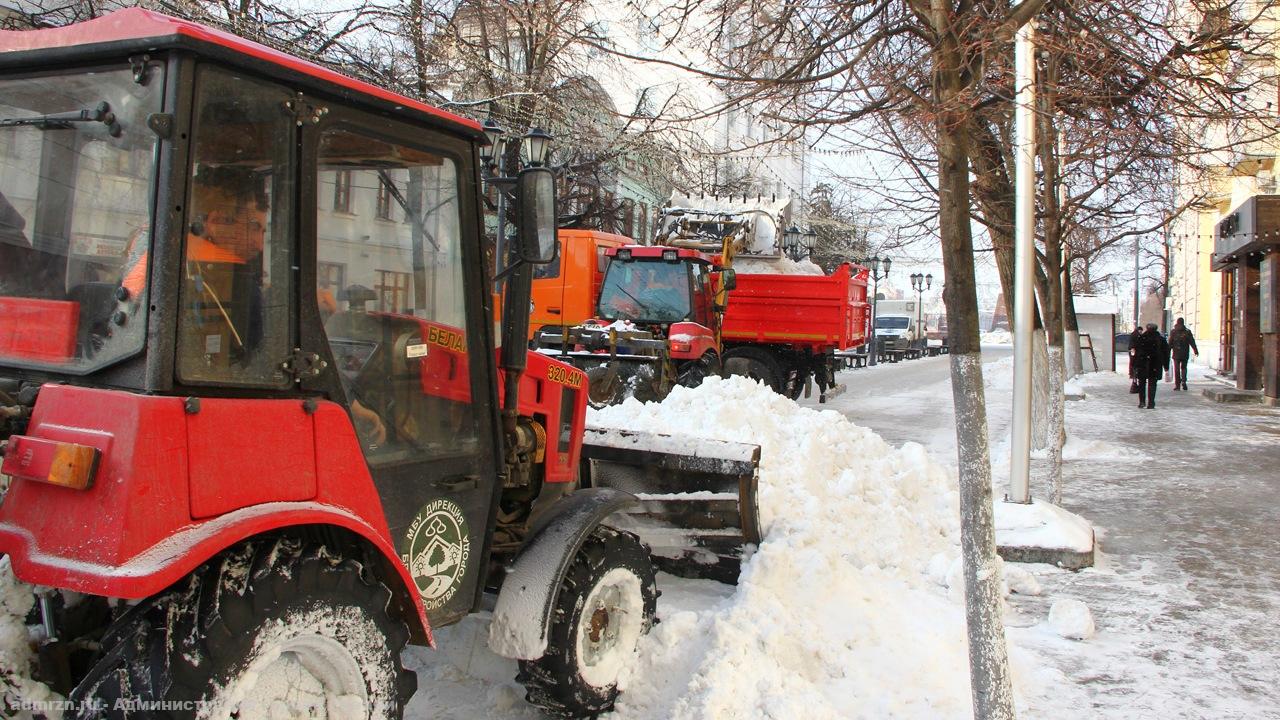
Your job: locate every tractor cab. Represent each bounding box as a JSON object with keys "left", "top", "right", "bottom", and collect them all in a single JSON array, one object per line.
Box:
[
  {"left": 595, "top": 245, "right": 727, "bottom": 333},
  {"left": 0, "top": 11, "right": 764, "bottom": 719}
]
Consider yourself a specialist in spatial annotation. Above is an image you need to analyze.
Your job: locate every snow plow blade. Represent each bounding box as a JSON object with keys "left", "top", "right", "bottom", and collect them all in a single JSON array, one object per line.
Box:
[{"left": 581, "top": 427, "right": 761, "bottom": 584}]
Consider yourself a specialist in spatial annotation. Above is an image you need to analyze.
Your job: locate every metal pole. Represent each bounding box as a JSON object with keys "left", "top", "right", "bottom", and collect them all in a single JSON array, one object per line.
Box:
[
  {"left": 1134, "top": 234, "right": 1141, "bottom": 329},
  {"left": 496, "top": 150, "right": 508, "bottom": 287},
  {"left": 869, "top": 275, "right": 879, "bottom": 366},
  {"left": 1009, "top": 20, "right": 1036, "bottom": 504}
]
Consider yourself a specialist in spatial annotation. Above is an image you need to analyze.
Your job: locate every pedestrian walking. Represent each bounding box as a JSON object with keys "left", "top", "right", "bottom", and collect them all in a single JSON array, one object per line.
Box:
[
  {"left": 1168, "top": 317, "right": 1199, "bottom": 390},
  {"left": 1131, "top": 322, "right": 1170, "bottom": 409},
  {"left": 1127, "top": 325, "right": 1143, "bottom": 390}
]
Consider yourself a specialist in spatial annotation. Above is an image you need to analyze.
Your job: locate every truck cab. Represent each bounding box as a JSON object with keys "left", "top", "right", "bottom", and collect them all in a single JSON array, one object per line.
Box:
[
  {"left": 529, "top": 228, "right": 628, "bottom": 339},
  {"left": 873, "top": 300, "right": 925, "bottom": 360}
]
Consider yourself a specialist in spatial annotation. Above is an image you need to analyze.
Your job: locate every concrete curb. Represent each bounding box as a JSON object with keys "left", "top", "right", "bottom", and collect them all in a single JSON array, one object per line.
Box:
[
  {"left": 998, "top": 531, "right": 1096, "bottom": 570},
  {"left": 1201, "top": 387, "right": 1262, "bottom": 403}
]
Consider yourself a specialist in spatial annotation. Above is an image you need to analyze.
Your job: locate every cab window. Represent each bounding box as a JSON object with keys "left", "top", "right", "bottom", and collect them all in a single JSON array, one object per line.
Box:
[
  {"left": 176, "top": 66, "right": 295, "bottom": 386},
  {"left": 314, "top": 127, "right": 476, "bottom": 461}
]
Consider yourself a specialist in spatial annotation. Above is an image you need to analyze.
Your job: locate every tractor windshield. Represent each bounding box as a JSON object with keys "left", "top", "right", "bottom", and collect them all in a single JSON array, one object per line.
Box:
[
  {"left": 597, "top": 258, "right": 692, "bottom": 323},
  {"left": 0, "top": 65, "right": 161, "bottom": 373}
]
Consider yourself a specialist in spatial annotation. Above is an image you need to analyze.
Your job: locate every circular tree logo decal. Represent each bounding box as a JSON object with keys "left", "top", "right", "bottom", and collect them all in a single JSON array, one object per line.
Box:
[{"left": 402, "top": 499, "right": 472, "bottom": 611}]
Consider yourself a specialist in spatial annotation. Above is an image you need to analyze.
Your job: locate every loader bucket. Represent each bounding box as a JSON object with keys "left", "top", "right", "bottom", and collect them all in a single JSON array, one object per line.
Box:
[{"left": 581, "top": 427, "right": 762, "bottom": 584}]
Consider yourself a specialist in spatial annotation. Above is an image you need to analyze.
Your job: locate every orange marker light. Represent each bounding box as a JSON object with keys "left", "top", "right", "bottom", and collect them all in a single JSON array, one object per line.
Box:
[
  {"left": 47, "top": 443, "right": 100, "bottom": 490},
  {"left": 1, "top": 436, "right": 100, "bottom": 490}
]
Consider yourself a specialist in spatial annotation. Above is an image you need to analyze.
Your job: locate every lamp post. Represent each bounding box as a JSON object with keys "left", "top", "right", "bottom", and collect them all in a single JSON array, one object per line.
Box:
[
  {"left": 782, "top": 224, "right": 802, "bottom": 261},
  {"left": 480, "top": 119, "right": 553, "bottom": 290},
  {"left": 802, "top": 227, "right": 818, "bottom": 261},
  {"left": 864, "top": 255, "right": 891, "bottom": 366},
  {"left": 910, "top": 272, "right": 932, "bottom": 355}
]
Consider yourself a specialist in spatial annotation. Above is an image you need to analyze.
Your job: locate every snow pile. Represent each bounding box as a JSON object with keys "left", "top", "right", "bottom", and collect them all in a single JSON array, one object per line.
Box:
[
  {"left": 1048, "top": 599, "right": 1096, "bottom": 640},
  {"left": 733, "top": 256, "right": 826, "bottom": 276},
  {"left": 928, "top": 554, "right": 1040, "bottom": 602},
  {"left": 1, "top": 557, "right": 62, "bottom": 719},
  {"left": 589, "top": 376, "right": 1035, "bottom": 718},
  {"left": 994, "top": 499, "right": 1094, "bottom": 553},
  {"left": 981, "top": 330, "right": 1013, "bottom": 346}
]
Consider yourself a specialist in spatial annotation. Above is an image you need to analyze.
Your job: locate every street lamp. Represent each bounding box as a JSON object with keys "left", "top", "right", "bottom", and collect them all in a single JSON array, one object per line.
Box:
[
  {"left": 523, "top": 127, "right": 553, "bottom": 167},
  {"left": 480, "top": 117, "right": 506, "bottom": 166},
  {"left": 480, "top": 118, "right": 554, "bottom": 288},
  {"left": 863, "top": 254, "right": 891, "bottom": 366},
  {"left": 782, "top": 224, "right": 802, "bottom": 259},
  {"left": 802, "top": 227, "right": 818, "bottom": 258},
  {"left": 910, "top": 272, "right": 933, "bottom": 355}
]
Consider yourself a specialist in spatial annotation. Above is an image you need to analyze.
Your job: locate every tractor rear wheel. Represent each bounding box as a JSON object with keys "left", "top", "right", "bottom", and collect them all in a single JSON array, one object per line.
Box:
[
  {"left": 71, "top": 536, "right": 416, "bottom": 719},
  {"left": 722, "top": 347, "right": 783, "bottom": 393},
  {"left": 518, "top": 526, "right": 656, "bottom": 717}
]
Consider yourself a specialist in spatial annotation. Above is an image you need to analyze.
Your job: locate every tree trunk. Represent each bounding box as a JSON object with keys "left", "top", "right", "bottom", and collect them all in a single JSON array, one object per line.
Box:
[
  {"left": 1063, "top": 268, "right": 1083, "bottom": 377},
  {"left": 1037, "top": 67, "right": 1066, "bottom": 504},
  {"left": 935, "top": 51, "right": 1015, "bottom": 720},
  {"left": 1031, "top": 328, "right": 1049, "bottom": 451}
]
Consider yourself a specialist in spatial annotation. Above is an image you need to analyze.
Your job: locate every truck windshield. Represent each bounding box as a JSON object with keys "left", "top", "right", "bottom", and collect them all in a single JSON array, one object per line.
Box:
[
  {"left": 876, "top": 316, "right": 910, "bottom": 329},
  {"left": 0, "top": 66, "right": 161, "bottom": 373},
  {"left": 597, "top": 259, "right": 691, "bottom": 323}
]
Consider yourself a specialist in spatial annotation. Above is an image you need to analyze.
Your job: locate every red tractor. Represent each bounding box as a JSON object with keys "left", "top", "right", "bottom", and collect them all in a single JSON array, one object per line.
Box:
[
  {"left": 0, "top": 11, "right": 760, "bottom": 718},
  {"left": 536, "top": 245, "right": 731, "bottom": 405}
]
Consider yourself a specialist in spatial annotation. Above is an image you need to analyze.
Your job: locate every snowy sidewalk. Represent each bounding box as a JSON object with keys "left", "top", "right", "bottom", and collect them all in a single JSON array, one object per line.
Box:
[
  {"left": 1004, "top": 364, "right": 1280, "bottom": 719},
  {"left": 825, "top": 353, "right": 1280, "bottom": 718}
]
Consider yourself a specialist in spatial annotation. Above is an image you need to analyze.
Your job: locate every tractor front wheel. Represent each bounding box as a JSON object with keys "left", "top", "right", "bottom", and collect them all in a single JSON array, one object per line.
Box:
[
  {"left": 71, "top": 536, "right": 416, "bottom": 719},
  {"left": 518, "top": 526, "right": 657, "bottom": 717}
]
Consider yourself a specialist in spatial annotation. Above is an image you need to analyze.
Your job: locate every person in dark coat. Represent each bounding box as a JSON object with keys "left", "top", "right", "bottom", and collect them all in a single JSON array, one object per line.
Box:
[
  {"left": 1131, "top": 322, "right": 1170, "bottom": 408},
  {"left": 1127, "top": 325, "right": 1143, "bottom": 381},
  {"left": 1167, "top": 317, "right": 1199, "bottom": 390}
]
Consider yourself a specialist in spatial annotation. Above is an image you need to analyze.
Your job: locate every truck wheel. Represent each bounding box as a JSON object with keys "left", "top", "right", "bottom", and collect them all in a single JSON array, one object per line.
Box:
[
  {"left": 71, "top": 537, "right": 416, "bottom": 719},
  {"left": 723, "top": 347, "right": 783, "bottom": 393},
  {"left": 677, "top": 352, "right": 720, "bottom": 388},
  {"left": 518, "top": 526, "right": 656, "bottom": 717}
]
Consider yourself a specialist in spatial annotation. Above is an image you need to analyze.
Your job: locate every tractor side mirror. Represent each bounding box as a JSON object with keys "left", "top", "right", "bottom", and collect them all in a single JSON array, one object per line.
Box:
[
  {"left": 720, "top": 268, "right": 737, "bottom": 292},
  {"left": 517, "top": 167, "right": 557, "bottom": 265}
]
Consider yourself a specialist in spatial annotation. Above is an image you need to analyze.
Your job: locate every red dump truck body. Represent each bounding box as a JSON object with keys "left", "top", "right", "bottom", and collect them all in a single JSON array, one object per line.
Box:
[{"left": 721, "top": 263, "right": 870, "bottom": 352}]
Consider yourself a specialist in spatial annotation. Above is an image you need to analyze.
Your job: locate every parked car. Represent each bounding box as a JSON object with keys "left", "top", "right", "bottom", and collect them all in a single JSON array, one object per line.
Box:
[{"left": 1115, "top": 332, "right": 1132, "bottom": 354}]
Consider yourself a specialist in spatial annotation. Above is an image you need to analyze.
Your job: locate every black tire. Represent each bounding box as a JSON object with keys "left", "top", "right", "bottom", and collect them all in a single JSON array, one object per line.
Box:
[
  {"left": 586, "top": 364, "right": 624, "bottom": 408},
  {"left": 71, "top": 536, "right": 416, "bottom": 719},
  {"left": 676, "top": 352, "right": 721, "bottom": 389},
  {"left": 722, "top": 346, "right": 783, "bottom": 393},
  {"left": 518, "top": 526, "right": 657, "bottom": 718}
]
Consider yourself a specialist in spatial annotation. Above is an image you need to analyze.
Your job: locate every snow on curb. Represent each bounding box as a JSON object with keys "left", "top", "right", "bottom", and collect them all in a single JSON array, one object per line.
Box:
[
  {"left": 995, "top": 499, "right": 1094, "bottom": 554},
  {"left": 590, "top": 376, "right": 1044, "bottom": 718}
]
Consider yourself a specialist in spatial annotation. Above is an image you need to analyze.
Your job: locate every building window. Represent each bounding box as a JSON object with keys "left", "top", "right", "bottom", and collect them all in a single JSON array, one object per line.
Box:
[
  {"left": 622, "top": 200, "right": 635, "bottom": 237},
  {"left": 317, "top": 261, "right": 345, "bottom": 299},
  {"left": 376, "top": 176, "right": 394, "bottom": 220},
  {"left": 333, "top": 170, "right": 352, "bottom": 213},
  {"left": 638, "top": 203, "right": 649, "bottom": 241},
  {"left": 375, "top": 269, "right": 412, "bottom": 312}
]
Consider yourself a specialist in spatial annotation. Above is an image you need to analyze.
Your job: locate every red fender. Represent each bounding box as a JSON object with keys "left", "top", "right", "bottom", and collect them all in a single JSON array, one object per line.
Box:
[
  {"left": 668, "top": 321, "right": 718, "bottom": 361},
  {"left": 0, "top": 385, "right": 432, "bottom": 644}
]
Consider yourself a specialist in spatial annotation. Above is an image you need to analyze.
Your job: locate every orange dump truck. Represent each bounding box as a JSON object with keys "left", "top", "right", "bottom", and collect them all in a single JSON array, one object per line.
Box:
[{"left": 529, "top": 229, "right": 629, "bottom": 339}]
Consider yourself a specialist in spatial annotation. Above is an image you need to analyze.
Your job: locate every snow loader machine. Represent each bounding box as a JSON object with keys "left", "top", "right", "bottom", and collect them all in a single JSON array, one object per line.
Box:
[
  {"left": 0, "top": 11, "right": 760, "bottom": 719},
  {"left": 532, "top": 199, "right": 776, "bottom": 406}
]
